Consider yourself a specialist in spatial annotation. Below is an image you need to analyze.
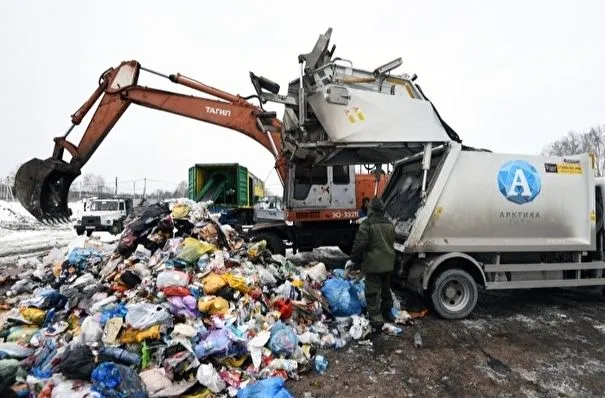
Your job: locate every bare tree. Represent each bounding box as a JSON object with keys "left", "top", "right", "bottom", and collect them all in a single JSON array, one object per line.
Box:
[
  {"left": 542, "top": 125, "right": 605, "bottom": 176},
  {"left": 93, "top": 175, "right": 107, "bottom": 195},
  {"left": 173, "top": 180, "right": 188, "bottom": 198}
]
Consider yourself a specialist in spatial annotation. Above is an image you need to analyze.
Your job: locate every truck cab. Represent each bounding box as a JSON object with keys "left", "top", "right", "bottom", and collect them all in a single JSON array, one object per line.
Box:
[{"left": 75, "top": 197, "right": 133, "bottom": 236}]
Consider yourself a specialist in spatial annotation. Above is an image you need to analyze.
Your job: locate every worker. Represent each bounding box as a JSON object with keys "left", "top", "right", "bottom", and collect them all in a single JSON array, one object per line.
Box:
[
  {"left": 349, "top": 197, "right": 396, "bottom": 334},
  {"left": 358, "top": 197, "right": 370, "bottom": 218}
]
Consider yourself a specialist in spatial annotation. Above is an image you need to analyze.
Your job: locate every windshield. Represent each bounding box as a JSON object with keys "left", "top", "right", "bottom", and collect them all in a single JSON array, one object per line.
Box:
[{"left": 90, "top": 201, "right": 119, "bottom": 211}]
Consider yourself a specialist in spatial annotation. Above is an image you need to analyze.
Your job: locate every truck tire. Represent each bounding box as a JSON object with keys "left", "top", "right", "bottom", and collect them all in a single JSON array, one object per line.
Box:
[
  {"left": 251, "top": 233, "right": 285, "bottom": 256},
  {"left": 76, "top": 228, "right": 84, "bottom": 236},
  {"left": 86, "top": 230, "right": 93, "bottom": 237},
  {"left": 430, "top": 268, "right": 478, "bottom": 320}
]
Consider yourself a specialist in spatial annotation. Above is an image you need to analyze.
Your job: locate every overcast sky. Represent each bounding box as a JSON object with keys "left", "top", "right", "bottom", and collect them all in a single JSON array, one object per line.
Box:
[{"left": 1, "top": 0, "right": 603, "bottom": 195}]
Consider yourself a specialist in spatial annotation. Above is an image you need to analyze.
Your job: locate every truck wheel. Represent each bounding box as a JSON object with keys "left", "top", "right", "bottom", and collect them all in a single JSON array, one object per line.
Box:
[
  {"left": 430, "top": 268, "right": 478, "bottom": 320},
  {"left": 251, "top": 233, "right": 285, "bottom": 256},
  {"left": 85, "top": 230, "right": 93, "bottom": 237},
  {"left": 76, "top": 228, "right": 84, "bottom": 236}
]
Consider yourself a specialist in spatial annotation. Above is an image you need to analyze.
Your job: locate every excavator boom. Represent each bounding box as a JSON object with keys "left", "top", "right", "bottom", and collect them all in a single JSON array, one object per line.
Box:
[{"left": 15, "top": 61, "right": 285, "bottom": 222}]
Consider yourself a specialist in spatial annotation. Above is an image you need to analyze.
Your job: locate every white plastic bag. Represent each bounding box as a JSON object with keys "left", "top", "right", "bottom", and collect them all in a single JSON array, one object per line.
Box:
[
  {"left": 307, "top": 262, "right": 328, "bottom": 282},
  {"left": 156, "top": 270, "right": 189, "bottom": 289},
  {"left": 125, "top": 303, "right": 172, "bottom": 329},
  {"left": 349, "top": 315, "right": 371, "bottom": 340},
  {"left": 196, "top": 363, "right": 226, "bottom": 393},
  {"left": 79, "top": 316, "right": 103, "bottom": 344}
]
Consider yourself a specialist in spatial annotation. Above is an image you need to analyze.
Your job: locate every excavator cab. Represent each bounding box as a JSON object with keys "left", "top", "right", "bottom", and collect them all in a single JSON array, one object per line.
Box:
[{"left": 15, "top": 157, "right": 80, "bottom": 222}]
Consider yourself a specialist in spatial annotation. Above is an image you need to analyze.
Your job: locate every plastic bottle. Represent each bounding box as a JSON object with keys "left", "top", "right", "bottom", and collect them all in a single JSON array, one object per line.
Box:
[
  {"left": 413, "top": 332, "right": 423, "bottom": 348},
  {"left": 100, "top": 346, "right": 141, "bottom": 366},
  {"left": 314, "top": 355, "right": 328, "bottom": 374}
]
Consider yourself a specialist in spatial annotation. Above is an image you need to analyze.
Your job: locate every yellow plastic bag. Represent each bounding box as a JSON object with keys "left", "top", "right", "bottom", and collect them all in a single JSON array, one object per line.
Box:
[
  {"left": 247, "top": 240, "right": 266, "bottom": 257},
  {"left": 177, "top": 237, "right": 217, "bottom": 263},
  {"left": 202, "top": 272, "right": 227, "bottom": 294},
  {"left": 181, "top": 389, "right": 214, "bottom": 398},
  {"left": 223, "top": 273, "right": 251, "bottom": 294},
  {"left": 20, "top": 307, "right": 46, "bottom": 325},
  {"left": 197, "top": 297, "right": 230, "bottom": 315},
  {"left": 291, "top": 279, "right": 304, "bottom": 288},
  {"left": 119, "top": 325, "right": 161, "bottom": 344},
  {"left": 171, "top": 203, "right": 191, "bottom": 220}
]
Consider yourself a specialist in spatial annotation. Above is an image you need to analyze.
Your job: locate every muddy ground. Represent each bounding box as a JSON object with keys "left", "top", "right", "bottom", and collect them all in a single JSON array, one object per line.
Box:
[{"left": 287, "top": 287, "right": 605, "bottom": 398}]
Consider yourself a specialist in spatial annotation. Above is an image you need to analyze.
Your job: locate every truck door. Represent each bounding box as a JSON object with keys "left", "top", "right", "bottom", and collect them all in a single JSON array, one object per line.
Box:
[
  {"left": 289, "top": 164, "right": 331, "bottom": 208},
  {"left": 330, "top": 165, "right": 356, "bottom": 210}
]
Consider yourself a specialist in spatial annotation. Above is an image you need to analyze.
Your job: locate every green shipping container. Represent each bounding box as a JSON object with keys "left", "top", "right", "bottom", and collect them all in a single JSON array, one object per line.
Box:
[{"left": 187, "top": 163, "right": 265, "bottom": 208}]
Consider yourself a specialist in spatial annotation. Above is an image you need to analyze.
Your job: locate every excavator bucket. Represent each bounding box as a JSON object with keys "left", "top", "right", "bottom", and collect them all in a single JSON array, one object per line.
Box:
[{"left": 14, "top": 158, "right": 81, "bottom": 223}]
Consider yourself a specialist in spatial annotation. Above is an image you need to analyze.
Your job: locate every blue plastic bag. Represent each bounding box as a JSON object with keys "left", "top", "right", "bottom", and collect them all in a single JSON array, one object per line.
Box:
[
  {"left": 100, "top": 303, "right": 128, "bottom": 326},
  {"left": 267, "top": 321, "right": 298, "bottom": 356},
  {"left": 91, "top": 362, "right": 146, "bottom": 398},
  {"left": 237, "top": 377, "right": 294, "bottom": 398},
  {"left": 320, "top": 278, "right": 363, "bottom": 317},
  {"left": 67, "top": 248, "right": 103, "bottom": 270}
]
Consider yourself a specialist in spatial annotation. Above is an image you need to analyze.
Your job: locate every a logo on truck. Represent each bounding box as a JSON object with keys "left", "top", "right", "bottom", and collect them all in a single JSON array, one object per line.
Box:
[{"left": 497, "top": 160, "right": 541, "bottom": 205}]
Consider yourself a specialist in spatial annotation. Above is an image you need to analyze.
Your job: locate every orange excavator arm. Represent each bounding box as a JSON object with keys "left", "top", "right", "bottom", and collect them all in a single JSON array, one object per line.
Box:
[{"left": 15, "top": 61, "right": 287, "bottom": 221}]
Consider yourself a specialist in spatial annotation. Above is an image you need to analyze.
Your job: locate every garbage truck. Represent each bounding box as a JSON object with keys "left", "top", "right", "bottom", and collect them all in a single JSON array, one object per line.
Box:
[
  {"left": 381, "top": 143, "right": 605, "bottom": 319},
  {"left": 246, "top": 27, "right": 605, "bottom": 319}
]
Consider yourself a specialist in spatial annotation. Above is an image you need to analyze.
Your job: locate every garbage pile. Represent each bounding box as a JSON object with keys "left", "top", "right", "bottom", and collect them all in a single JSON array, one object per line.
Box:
[{"left": 0, "top": 199, "right": 413, "bottom": 397}]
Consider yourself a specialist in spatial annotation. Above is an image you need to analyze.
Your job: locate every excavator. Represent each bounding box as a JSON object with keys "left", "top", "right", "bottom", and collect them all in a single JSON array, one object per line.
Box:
[{"left": 14, "top": 60, "right": 388, "bottom": 254}]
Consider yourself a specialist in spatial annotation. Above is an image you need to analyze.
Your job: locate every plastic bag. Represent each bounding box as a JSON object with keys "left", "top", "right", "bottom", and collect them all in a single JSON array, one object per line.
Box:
[
  {"left": 307, "top": 262, "right": 328, "bottom": 282},
  {"left": 57, "top": 345, "right": 96, "bottom": 380},
  {"left": 257, "top": 266, "right": 278, "bottom": 286},
  {"left": 267, "top": 322, "right": 298, "bottom": 356},
  {"left": 0, "top": 342, "right": 33, "bottom": 359},
  {"left": 6, "top": 326, "right": 38, "bottom": 343},
  {"left": 91, "top": 362, "right": 147, "bottom": 398},
  {"left": 198, "top": 297, "right": 230, "bottom": 316},
  {"left": 20, "top": 307, "right": 46, "bottom": 325},
  {"left": 196, "top": 363, "right": 226, "bottom": 393},
  {"left": 349, "top": 315, "right": 371, "bottom": 340},
  {"left": 223, "top": 273, "right": 251, "bottom": 293},
  {"left": 320, "top": 278, "right": 363, "bottom": 317},
  {"left": 202, "top": 273, "right": 227, "bottom": 294},
  {"left": 247, "top": 240, "right": 266, "bottom": 258},
  {"left": 237, "top": 377, "right": 293, "bottom": 398},
  {"left": 139, "top": 368, "right": 173, "bottom": 396},
  {"left": 0, "top": 359, "right": 27, "bottom": 393},
  {"left": 156, "top": 270, "right": 189, "bottom": 290},
  {"left": 167, "top": 296, "right": 198, "bottom": 318},
  {"left": 67, "top": 247, "right": 102, "bottom": 270},
  {"left": 176, "top": 237, "right": 216, "bottom": 263},
  {"left": 79, "top": 316, "right": 103, "bottom": 344},
  {"left": 163, "top": 286, "right": 191, "bottom": 297},
  {"left": 51, "top": 381, "right": 94, "bottom": 398},
  {"left": 125, "top": 303, "right": 172, "bottom": 329},
  {"left": 194, "top": 328, "right": 233, "bottom": 359},
  {"left": 171, "top": 203, "right": 191, "bottom": 219},
  {"left": 119, "top": 325, "right": 161, "bottom": 344}
]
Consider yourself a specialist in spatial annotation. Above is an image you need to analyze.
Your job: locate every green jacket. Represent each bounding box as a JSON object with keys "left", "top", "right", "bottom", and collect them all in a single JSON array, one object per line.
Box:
[{"left": 350, "top": 210, "right": 396, "bottom": 274}]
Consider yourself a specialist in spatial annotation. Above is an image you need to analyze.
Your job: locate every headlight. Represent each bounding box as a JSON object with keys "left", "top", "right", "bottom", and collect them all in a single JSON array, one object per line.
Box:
[
  {"left": 76, "top": 220, "right": 81, "bottom": 225},
  {"left": 106, "top": 220, "right": 111, "bottom": 225}
]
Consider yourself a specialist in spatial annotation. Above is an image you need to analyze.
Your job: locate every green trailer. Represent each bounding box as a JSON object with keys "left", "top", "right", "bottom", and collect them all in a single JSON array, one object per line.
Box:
[{"left": 188, "top": 163, "right": 265, "bottom": 226}]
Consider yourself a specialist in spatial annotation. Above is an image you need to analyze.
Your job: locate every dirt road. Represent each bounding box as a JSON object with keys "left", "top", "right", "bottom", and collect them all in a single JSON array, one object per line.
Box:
[{"left": 288, "top": 287, "right": 605, "bottom": 398}]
